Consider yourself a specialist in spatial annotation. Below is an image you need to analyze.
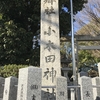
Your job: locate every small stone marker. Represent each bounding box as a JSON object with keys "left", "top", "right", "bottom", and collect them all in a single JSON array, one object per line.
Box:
[
  {"left": 78, "top": 76, "right": 93, "bottom": 100},
  {"left": 17, "top": 66, "right": 42, "bottom": 100},
  {"left": 56, "top": 76, "right": 68, "bottom": 100},
  {"left": 3, "top": 76, "right": 18, "bottom": 100},
  {"left": 92, "top": 77, "right": 100, "bottom": 100},
  {"left": 0, "top": 77, "right": 5, "bottom": 100}
]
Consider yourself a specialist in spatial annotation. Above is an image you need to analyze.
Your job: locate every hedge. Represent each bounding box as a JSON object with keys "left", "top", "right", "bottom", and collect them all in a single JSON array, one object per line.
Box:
[{"left": 0, "top": 64, "right": 28, "bottom": 78}]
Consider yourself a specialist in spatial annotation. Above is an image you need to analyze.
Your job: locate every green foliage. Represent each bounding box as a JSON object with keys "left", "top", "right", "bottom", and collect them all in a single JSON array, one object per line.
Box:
[
  {"left": 60, "top": 0, "right": 87, "bottom": 34},
  {"left": 78, "top": 50, "right": 100, "bottom": 68},
  {"left": 0, "top": 0, "right": 87, "bottom": 35},
  {"left": 0, "top": 13, "right": 2, "bottom": 19},
  {"left": 60, "top": 42, "right": 72, "bottom": 60},
  {"left": 74, "top": 0, "right": 100, "bottom": 71},
  {"left": 0, "top": 20, "right": 34, "bottom": 65},
  {"left": 0, "top": 0, "right": 87, "bottom": 66},
  {"left": 78, "top": 49, "right": 100, "bottom": 77},
  {"left": 0, "top": 64, "right": 27, "bottom": 78},
  {"left": 60, "top": 42, "right": 66, "bottom": 55}
]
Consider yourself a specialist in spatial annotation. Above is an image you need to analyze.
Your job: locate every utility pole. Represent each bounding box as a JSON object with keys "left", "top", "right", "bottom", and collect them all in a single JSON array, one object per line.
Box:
[{"left": 70, "top": 0, "right": 76, "bottom": 85}]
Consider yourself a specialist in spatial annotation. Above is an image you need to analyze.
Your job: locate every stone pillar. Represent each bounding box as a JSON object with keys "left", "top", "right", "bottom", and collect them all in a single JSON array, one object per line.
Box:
[
  {"left": 56, "top": 76, "right": 68, "bottom": 100},
  {"left": 17, "top": 66, "right": 42, "bottom": 100},
  {"left": 92, "top": 77, "right": 100, "bottom": 100},
  {"left": 3, "top": 76, "right": 18, "bottom": 100},
  {"left": 78, "top": 76, "right": 93, "bottom": 100},
  {"left": 41, "top": 0, "right": 61, "bottom": 99},
  {"left": 41, "top": 0, "right": 61, "bottom": 86},
  {"left": 0, "top": 77, "right": 5, "bottom": 100}
]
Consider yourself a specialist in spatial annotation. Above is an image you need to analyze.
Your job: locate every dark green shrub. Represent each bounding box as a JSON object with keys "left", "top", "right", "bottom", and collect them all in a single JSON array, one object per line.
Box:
[{"left": 0, "top": 64, "right": 28, "bottom": 78}]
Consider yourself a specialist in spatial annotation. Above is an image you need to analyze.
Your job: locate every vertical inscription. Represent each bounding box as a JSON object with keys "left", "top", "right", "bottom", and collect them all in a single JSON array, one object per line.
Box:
[
  {"left": 41, "top": 0, "right": 61, "bottom": 91},
  {"left": 20, "top": 84, "right": 24, "bottom": 100},
  {"left": 30, "top": 85, "right": 39, "bottom": 100}
]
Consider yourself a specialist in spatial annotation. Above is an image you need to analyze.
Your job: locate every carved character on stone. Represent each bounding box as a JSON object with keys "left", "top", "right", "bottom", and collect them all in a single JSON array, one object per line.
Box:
[
  {"left": 43, "top": 67, "right": 56, "bottom": 83},
  {"left": 44, "top": 40, "right": 56, "bottom": 51},
  {"left": 86, "top": 91, "right": 90, "bottom": 97},
  {"left": 45, "top": 6, "right": 55, "bottom": 15},
  {"left": 45, "top": 55, "right": 55, "bottom": 63},
  {"left": 44, "top": 26, "right": 56, "bottom": 36},
  {"left": 43, "top": 88, "right": 56, "bottom": 100},
  {"left": 32, "top": 94, "right": 36, "bottom": 100},
  {"left": 30, "top": 85, "right": 38, "bottom": 90}
]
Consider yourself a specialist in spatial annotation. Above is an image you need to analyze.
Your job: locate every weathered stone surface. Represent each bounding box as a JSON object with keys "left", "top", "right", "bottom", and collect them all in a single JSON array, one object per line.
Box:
[
  {"left": 3, "top": 76, "right": 18, "bottom": 100},
  {"left": 40, "top": 0, "right": 61, "bottom": 100},
  {"left": 17, "top": 66, "right": 42, "bottom": 100},
  {"left": 40, "top": 1, "right": 61, "bottom": 100},
  {"left": 78, "top": 71, "right": 88, "bottom": 78},
  {"left": 56, "top": 76, "right": 68, "bottom": 100},
  {"left": 40, "top": 0, "right": 61, "bottom": 86},
  {"left": 78, "top": 76, "right": 93, "bottom": 100},
  {"left": 0, "top": 77, "right": 5, "bottom": 100},
  {"left": 92, "top": 77, "right": 100, "bottom": 100}
]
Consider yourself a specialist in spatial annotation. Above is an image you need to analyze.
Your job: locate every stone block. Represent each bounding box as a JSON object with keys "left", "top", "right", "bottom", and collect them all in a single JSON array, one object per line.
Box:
[
  {"left": 0, "top": 77, "right": 5, "bottom": 100},
  {"left": 78, "top": 76, "right": 93, "bottom": 100},
  {"left": 92, "top": 77, "right": 100, "bottom": 100},
  {"left": 17, "top": 66, "right": 42, "bottom": 100},
  {"left": 56, "top": 76, "right": 68, "bottom": 100},
  {"left": 3, "top": 76, "right": 18, "bottom": 100}
]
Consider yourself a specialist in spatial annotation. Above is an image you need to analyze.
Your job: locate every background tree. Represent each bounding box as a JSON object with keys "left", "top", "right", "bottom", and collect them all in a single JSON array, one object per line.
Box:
[
  {"left": 0, "top": 0, "right": 87, "bottom": 66},
  {"left": 74, "top": 0, "right": 100, "bottom": 74},
  {"left": 75, "top": 0, "right": 100, "bottom": 35}
]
